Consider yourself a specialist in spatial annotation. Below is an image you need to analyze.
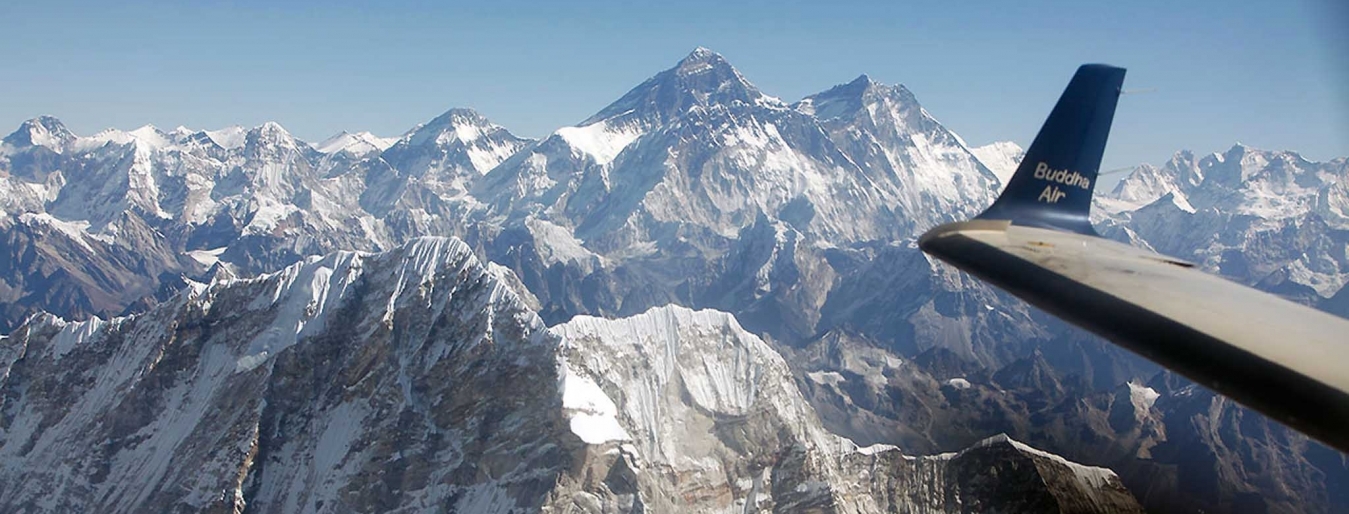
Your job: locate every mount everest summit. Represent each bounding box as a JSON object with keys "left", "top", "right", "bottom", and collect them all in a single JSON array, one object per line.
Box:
[{"left": 0, "top": 48, "right": 1346, "bottom": 513}]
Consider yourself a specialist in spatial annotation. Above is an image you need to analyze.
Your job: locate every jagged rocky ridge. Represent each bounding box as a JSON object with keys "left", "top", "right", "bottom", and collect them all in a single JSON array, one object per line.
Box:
[
  {"left": 1102, "top": 145, "right": 1349, "bottom": 302},
  {"left": 1, "top": 47, "right": 1346, "bottom": 513},
  {"left": 0, "top": 238, "right": 1142, "bottom": 512},
  {"left": 0, "top": 110, "right": 532, "bottom": 333}
]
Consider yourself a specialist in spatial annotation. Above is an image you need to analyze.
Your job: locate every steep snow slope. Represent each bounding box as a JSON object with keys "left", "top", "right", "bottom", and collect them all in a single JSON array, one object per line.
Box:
[
  {"left": 0, "top": 238, "right": 568, "bottom": 512},
  {"left": 970, "top": 141, "right": 1025, "bottom": 187}
]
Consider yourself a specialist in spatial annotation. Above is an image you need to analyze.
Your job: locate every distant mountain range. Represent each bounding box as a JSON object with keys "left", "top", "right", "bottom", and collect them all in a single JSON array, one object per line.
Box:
[{"left": 0, "top": 47, "right": 1344, "bottom": 513}]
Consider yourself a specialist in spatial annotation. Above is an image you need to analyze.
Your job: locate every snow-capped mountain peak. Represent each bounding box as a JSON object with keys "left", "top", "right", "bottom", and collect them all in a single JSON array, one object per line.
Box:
[
  {"left": 1102, "top": 144, "right": 1349, "bottom": 299},
  {"left": 381, "top": 107, "right": 531, "bottom": 176},
  {"left": 799, "top": 75, "right": 941, "bottom": 139},
  {"left": 249, "top": 121, "right": 292, "bottom": 141},
  {"left": 204, "top": 125, "right": 247, "bottom": 149},
  {"left": 794, "top": 73, "right": 883, "bottom": 120},
  {"left": 3, "top": 115, "right": 75, "bottom": 151},
  {"left": 796, "top": 74, "right": 1002, "bottom": 232},
  {"left": 970, "top": 141, "right": 1026, "bottom": 186},
  {"left": 581, "top": 47, "right": 777, "bottom": 128},
  {"left": 313, "top": 130, "right": 396, "bottom": 156},
  {"left": 126, "top": 125, "right": 173, "bottom": 149},
  {"left": 407, "top": 108, "right": 496, "bottom": 146},
  {"left": 242, "top": 121, "right": 302, "bottom": 156},
  {"left": 75, "top": 125, "right": 171, "bottom": 152},
  {"left": 674, "top": 45, "right": 733, "bottom": 77}
]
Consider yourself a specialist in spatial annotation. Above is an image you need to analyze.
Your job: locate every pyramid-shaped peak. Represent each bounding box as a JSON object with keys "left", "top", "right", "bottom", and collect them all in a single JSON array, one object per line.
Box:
[
  {"left": 992, "top": 350, "right": 1063, "bottom": 391},
  {"left": 315, "top": 130, "right": 397, "bottom": 154},
  {"left": 825, "top": 74, "right": 913, "bottom": 100},
  {"left": 22, "top": 115, "right": 69, "bottom": 132},
  {"left": 202, "top": 126, "right": 247, "bottom": 150},
  {"left": 688, "top": 46, "right": 716, "bottom": 58},
  {"left": 798, "top": 75, "right": 919, "bottom": 122},
  {"left": 122, "top": 124, "right": 176, "bottom": 149},
  {"left": 403, "top": 107, "right": 522, "bottom": 149},
  {"left": 243, "top": 121, "right": 301, "bottom": 154},
  {"left": 129, "top": 124, "right": 165, "bottom": 138},
  {"left": 247, "top": 121, "right": 297, "bottom": 144},
  {"left": 254, "top": 121, "right": 290, "bottom": 135},
  {"left": 581, "top": 47, "right": 771, "bottom": 126},
  {"left": 314, "top": 130, "right": 359, "bottom": 153},
  {"left": 426, "top": 107, "right": 492, "bottom": 128},
  {"left": 669, "top": 47, "right": 746, "bottom": 85},
  {"left": 675, "top": 46, "right": 733, "bottom": 74},
  {"left": 5, "top": 115, "right": 76, "bottom": 148},
  {"left": 442, "top": 107, "right": 485, "bottom": 119}
]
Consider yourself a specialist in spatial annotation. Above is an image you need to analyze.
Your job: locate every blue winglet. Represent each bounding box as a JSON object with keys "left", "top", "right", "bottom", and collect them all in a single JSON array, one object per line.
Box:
[{"left": 977, "top": 64, "right": 1126, "bottom": 235}]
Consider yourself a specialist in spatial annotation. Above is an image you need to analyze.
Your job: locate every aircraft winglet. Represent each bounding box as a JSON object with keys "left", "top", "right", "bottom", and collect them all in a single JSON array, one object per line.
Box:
[{"left": 977, "top": 64, "right": 1126, "bottom": 235}]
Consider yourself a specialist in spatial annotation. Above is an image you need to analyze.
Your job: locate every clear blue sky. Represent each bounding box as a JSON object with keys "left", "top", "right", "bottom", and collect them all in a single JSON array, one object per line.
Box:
[{"left": 2, "top": 0, "right": 1345, "bottom": 170}]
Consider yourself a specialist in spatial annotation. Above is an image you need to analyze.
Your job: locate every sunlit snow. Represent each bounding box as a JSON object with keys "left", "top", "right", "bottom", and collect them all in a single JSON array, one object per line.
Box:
[{"left": 555, "top": 122, "right": 643, "bottom": 165}]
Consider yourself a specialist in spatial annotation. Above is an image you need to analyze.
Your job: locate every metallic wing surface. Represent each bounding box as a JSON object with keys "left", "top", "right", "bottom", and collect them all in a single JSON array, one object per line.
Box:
[{"left": 918, "top": 64, "right": 1349, "bottom": 453}]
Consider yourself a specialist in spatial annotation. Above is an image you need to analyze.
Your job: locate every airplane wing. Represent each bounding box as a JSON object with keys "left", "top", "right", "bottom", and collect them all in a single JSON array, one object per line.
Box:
[{"left": 919, "top": 64, "right": 1349, "bottom": 454}]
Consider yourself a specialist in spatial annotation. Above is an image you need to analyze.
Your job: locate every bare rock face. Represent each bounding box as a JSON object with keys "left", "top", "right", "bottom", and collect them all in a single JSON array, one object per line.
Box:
[
  {"left": 0, "top": 237, "right": 571, "bottom": 512},
  {"left": 837, "top": 435, "right": 1144, "bottom": 514}
]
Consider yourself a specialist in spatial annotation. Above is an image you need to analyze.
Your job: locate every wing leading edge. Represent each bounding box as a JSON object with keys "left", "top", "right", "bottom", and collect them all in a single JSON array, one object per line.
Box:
[{"left": 919, "top": 64, "right": 1349, "bottom": 453}]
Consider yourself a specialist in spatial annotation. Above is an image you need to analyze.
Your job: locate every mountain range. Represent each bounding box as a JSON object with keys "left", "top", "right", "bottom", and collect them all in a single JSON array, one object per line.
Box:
[{"left": 1, "top": 47, "right": 1345, "bottom": 513}]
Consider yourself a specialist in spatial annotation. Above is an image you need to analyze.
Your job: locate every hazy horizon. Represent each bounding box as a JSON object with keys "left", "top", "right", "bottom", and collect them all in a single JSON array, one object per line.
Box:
[{"left": 3, "top": 0, "right": 1346, "bottom": 171}]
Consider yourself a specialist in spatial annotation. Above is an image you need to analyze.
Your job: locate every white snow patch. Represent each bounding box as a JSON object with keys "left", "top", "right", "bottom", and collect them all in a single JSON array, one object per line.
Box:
[
  {"left": 77, "top": 126, "right": 171, "bottom": 151},
  {"left": 205, "top": 126, "right": 247, "bottom": 149},
  {"left": 243, "top": 199, "right": 299, "bottom": 234},
  {"left": 559, "top": 365, "right": 631, "bottom": 444},
  {"left": 463, "top": 138, "right": 522, "bottom": 174},
  {"left": 313, "top": 131, "right": 397, "bottom": 155},
  {"left": 1127, "top": 380, "right": 1160, "bottom": 413},
  {"left": 970, "top": 141, "right": 1024, "bottom": 187},
  {"left": 50, "top": 317, "right": 106, "bottom": 359},
  {"left": 186, "top": 247, "right": 228, "bottom": 267},
  {"left": 453, "top": 122, "right": 482, "bottom": 143},
  {"left": 945, "top": 377, "right": 972, "bottom": 390},
  {"left": 236, "top": 252, "right": 363, "bottom": 372},
  {"left": 18, "top": 212, "right": 114, "bottom": 250},
  {"left": 806, "top": 370, "right": 845, "bottom": 386},
  {"left": 1169, "top": 192, "right": 1197, "bottom": 213},
  {"left": 525, "top": 217, "right": 602, "bottom": 271},
  {"left": 555, "top": 122, "right": 644, "bottom": 165},
  {"left": 128, "top": 125, "right": 172, "bottom": 149},
  {"left": 854, "top": 443, "right": 899, "bottom": 456}
]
